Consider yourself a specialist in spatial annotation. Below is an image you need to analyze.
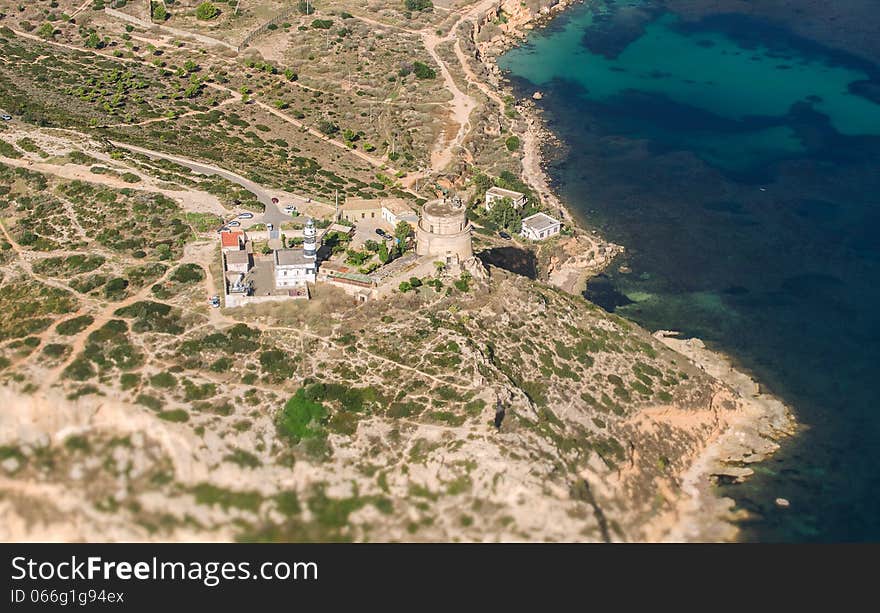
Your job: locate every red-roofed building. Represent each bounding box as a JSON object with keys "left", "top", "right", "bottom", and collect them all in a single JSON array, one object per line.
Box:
[{"left": 220, "top": 231, "right": 244, "bottom": 252}]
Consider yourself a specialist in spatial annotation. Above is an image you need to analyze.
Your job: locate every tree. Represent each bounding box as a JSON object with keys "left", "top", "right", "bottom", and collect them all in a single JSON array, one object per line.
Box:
[
  {"left": 378, "top": 241, "right": 391, "bottom": 264},
  {"left": 412, "top": 61, "right": 436, "bottom": 79},
  {"left": 183, "top": 82, "right": 203, "bottom": 98},
  {"left": 487, "top": 197, "right": 522, "bottom": 233},
  {"left": 345, "top": 250, "right": 371, "bottom": 266},
  {"left": 84, "top": 31, "right": 104, "bottom": 49},
  {"left": 405, "top": 0, "right": 433, "bottom": 11},
  {"left": 505, "top": 135, "right": 521, "bottom": 152},
  {"left": 318, "top": 121, "right": 339, "bottom": 136},
  {"left": 394, "top": 221, "right": 411, "bottom": 246},
  {"left": 36, "top": 22, "right": 55, "bottom": 39},
  {"left": 151, "top": 2, "right": 167, "bottom": 22},
  {"left": 195, "top": 2, "right": 219, "bottom": 20}
]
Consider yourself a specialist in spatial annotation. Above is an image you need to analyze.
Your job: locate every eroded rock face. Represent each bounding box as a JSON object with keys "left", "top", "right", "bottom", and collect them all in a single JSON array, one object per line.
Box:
[{"left": 0, "top": 273, "right": 791, "bottom": 542}]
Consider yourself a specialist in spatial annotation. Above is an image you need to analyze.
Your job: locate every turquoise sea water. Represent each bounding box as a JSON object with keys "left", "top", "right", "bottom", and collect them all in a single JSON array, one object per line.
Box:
[{"left": 500, "top": 1, "right": 880, "bottom": 541}]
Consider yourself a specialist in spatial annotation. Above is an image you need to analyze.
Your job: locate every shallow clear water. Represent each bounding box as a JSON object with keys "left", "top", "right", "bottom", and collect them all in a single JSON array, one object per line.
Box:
[{"left": 500, "top": 0, "right": 880, "bottom": 541}]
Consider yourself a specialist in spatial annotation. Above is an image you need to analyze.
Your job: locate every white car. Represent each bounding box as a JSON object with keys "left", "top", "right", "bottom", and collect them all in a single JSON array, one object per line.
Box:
[
  {"left": 237, "top": 212, "right": 254, "bottom": 219},
  {"left": 0, "top": 115, "right": 11, "bottom": 121},
  {"left": 227, "top": 220, "right": 241, "bottom": 227}
]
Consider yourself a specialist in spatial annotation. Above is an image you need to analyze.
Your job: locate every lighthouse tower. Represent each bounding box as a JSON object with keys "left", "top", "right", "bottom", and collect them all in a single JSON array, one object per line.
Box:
[{"left": 303, "top": 217, "right": 318, "bottom": 259}]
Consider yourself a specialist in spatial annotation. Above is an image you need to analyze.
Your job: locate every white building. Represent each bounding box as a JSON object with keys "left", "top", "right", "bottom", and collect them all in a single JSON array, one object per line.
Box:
[
  {"left": 485, "top": 186, "right": 527, "bottom": 211},
  {"left": 381, "top": 199, "right": 419, "bottom": 228},
  {"left": 520, "top": 212, "right": 562, "bottom": 241},
  {"left": 274, "top": 249, "right": 316, "bottom": 287}
]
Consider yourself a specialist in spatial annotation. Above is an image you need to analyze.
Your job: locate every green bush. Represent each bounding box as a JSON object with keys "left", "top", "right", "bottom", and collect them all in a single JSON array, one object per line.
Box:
[
  {"left": 56, "top": 315, "right": 94, "bottom": 336},
  {"left": 170, "top": 263, "right": 205, "bottom": 284},
  {"left": 277, "top": 389, "right": 327, "bottom": 443},
  {"left": 412, "top": 61, "right": 436, "bottom": 79},
  {"left": 158, "top": 409, "right": 189, "bottom": 422},
  {"left": 404, "top": 0, "right": 433, "bottom": 11},
  {"left": 195, "top": 2, "right": 218, "bottom": 20},
  {"left": 151, "top": 2, "right": 167, "bottom": 22},
  {"left": 36, "top": 23, "right": 55, "bottom": 39},
  {"left": 150, "top": 371, "right": 177, "bottom": 389},
  {"left": 505, "top": 135, "right": 521, "bottom": 152},
  {"left": 193, "top": 483, "right": 262, "bottom": 511}
]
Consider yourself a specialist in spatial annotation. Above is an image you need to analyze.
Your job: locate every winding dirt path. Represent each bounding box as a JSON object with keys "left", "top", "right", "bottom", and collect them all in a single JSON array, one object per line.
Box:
[
  {"left": 6, "top": 27, "right": 396, "bottom": 177},
  {"left": 42, "top": 264, "right": 177, "bottom": 391},
  {"left": 354, "top": 0, "right": 502, "bottom": 184}
]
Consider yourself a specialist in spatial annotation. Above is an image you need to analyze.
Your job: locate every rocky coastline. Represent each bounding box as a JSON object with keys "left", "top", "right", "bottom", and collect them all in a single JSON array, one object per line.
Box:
[{"left": 471, "top": 0, "right": 798, "bottom": 541}]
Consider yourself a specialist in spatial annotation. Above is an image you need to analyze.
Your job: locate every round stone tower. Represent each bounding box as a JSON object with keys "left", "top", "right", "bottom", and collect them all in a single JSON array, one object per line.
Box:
[
  {"left": 416, "top": 196, "right": 473, "bottom": 265},
  {"left": 303, "top": 217, "right": 317, "bottom": 259}
]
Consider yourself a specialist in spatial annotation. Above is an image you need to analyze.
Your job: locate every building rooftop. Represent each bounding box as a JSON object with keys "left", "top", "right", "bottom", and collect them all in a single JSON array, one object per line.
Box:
[
  {"left": 522, "top": 212, "right": 561, "bottom": 233},
  {"left": 423, "top": 197, "right": 466, "bottom": 218},
  {"left": 486, "top": 186, "right": 526, "bottom": 200},
  {"left": 225, "top": 251, "right": 250, "bottom": 265},
  {"left": 326, "top": 223, "right": 355, "bottom": 235},
  {"left": 274, "top": 249, "right": 313, "bottom": 267},
  {"left": 220, "top": 231, "right": 244, "bottom": 249},
  {"left": 340, "top": 198, "right": 384, "bottom": 211},
  {"left": 381, "top": 198, "right": 416, "bottom": 215}
]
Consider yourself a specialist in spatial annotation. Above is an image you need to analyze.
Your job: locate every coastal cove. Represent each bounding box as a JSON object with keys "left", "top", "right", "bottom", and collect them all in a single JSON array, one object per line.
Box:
[{"left": 499, "top": 0, "right": 880, "bottom": 541}]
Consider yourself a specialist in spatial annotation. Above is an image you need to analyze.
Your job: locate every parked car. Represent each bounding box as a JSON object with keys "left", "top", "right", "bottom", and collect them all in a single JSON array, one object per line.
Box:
[
  {"left": 271, "top": 197, "right": 279, "bottom": 204},
  {"left": 498, "top": 231, "right": 512, "bottom": 240},
  {"left": 267, "top": 223, "right": 274, "bottom": 231},
  {"left": 216, "top": 226, "right": 229, "bottom": 233},
  {"left": 237, "top": 212, "right": 254, "bottom": 219},
  {"left": 227, "top": 220, "right": 241, "bottom": 227},
  {"left": 375, "top": 229, "right": 388, "bottom": 238},
  {"left": 0, "top": 115, "right": 11, "bottom": 121},
  {"left": 209, "top": 296, "right": 220, "bottom": 308}
]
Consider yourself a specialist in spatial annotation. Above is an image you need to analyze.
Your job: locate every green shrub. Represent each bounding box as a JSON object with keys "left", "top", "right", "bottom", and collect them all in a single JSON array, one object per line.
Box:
[
  {"left": 158, "top": 409, "right": 189, "bottom": 422},
  {"left": 195, "top": 2, "right": 218, "bottom": 20},
  {"left": 277, "top": 389, "right": 327, "bottom": 443},
  {"left": 193, "top": 483, "right": 262, "bottom": 511},
  {"left": 150, "top": 371, "right": 177, "bottom": 389},
  {"left": 56, "top": 315, "right": 94, "bottom": 336},
  {"left": 42, "top": 343, "right": 69, "bottom": 359},
  {"left": 170, "top": 263, "right": 205, "bottom": 284},
  {"left": 224, "top": 448, "right": 261, "bottom": 468},
  {"left": 412, "top": 61, "right": 436, "bottom": 79},
  {"left": 404, "top": 0, "right": 433, "bottom": 11}
]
